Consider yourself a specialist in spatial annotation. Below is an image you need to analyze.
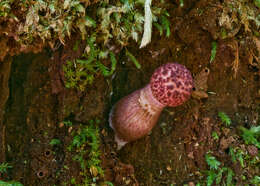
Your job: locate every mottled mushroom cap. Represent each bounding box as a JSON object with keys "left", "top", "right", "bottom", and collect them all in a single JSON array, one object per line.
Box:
[{"left": 150, "top": 63, "right": 194, "bottom": 107}]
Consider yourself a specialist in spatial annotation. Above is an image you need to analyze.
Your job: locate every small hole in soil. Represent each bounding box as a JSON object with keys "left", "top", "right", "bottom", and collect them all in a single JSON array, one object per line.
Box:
[
  {"left": 205, "top": 68, "right": 209, "bottom": 73},
  {"left": 248, "top": 64, "right": 259, "bottom": 72},
  {"left": 37, "top": 171, "right": 44, "bottom": 178},
  {"left": 44, "top": 150, "right": 52, "bottom": 157},
  {"left": 224, "top": 147, "right": 230, "bottom": 154},
  {"left": 38, "top": 10, "right": 46, "bottom": 16},
  {"left": 192, "top": 87, "right": 196, "bottom": 91}
]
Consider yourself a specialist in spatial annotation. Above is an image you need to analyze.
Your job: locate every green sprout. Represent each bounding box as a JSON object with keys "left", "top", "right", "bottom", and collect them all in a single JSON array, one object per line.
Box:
[
  {"left": 180, "top": 0, "right": 184, "bottom": 7},
  {"left": 218, "top": 112, "right": 231, "bottom": 126},
  {"left": 0, "top": 162, "right": 12, "bottom": 173},
  {"left": 205, "top": 153, "right": 221, "bottom": 170},
  {"left": 229, "top": 147, "right": 245, "bottom": 167},
  {"left": 154, "top": 11, "right": 171, "bottom": 37},
  {"left": 254, "top": 0, "right": 260, "bottom": 8},
  {"left": 239, "top": 125, "right": 260, "bottom": 148},
  {"left": 250, "top": 176, "right": 260, "bottom": 185},
  {"left": 49, "top": 139, "right": 61, "bottom": 146},
  {"left": 68, "top": 119, "right": 104, "bottom": 185},
  {"left": 204, "top": 153, "right": 235, "bottom": 186},
  {"left": 0, "top": 180, "right": 23, "bottom": 186},
  {"left": 125, "top": 49, "right": 141, "bottom": 69},
  {"left": 212, "top": 131, "right": 219, "bottom": 140},
  {"left": 210, "top": 41, "right": 217, "bottom": 63}
]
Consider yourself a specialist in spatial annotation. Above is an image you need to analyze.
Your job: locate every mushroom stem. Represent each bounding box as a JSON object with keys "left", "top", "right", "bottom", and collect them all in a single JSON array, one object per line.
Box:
[{"left": 109, "top": 85, "right": 164, "bottom": 150}]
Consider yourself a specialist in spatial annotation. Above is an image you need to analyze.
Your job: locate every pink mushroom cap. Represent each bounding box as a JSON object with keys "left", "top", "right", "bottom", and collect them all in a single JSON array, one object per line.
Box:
[{"left": 150, "top": 63, "right": 194, "bottom": 107}]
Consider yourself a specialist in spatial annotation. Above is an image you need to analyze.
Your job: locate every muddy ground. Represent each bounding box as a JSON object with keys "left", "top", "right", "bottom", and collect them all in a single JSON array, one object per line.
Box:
[{"left": 0, "top": 0, "right": 259, "bottom": 185}]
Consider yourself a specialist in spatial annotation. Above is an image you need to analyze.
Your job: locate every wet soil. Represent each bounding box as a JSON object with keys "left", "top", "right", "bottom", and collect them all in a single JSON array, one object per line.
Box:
[{"left": 0, "top": 0, "right": 259, "bottom": 185}]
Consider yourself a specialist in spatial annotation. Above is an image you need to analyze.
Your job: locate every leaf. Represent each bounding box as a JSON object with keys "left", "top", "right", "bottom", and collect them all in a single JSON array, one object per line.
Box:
[
  {"left": 226, "top": 168, "right": 234, "bottom": 186},
  {"left": 206, "top": 170, "right": 216, "bottom": 186},
  {"left": 0, "top": 180, "right": 23, "bottom": 186},
  {"left": 109, "top": 51, "right": 117, "bottom": 75},
  {"left": 229, "top": 147, "right": 236, "bottom": 162},
  {"left": 0, "top": 162, "right": 12, "bottom": 173},
  {"left": 161, "top": 14, "right": 170, "bottom": 37},
  {"left": 154, "top": 22, "right": 163, "bottom": 36},
  {"left": 218, "top": 112, "right": 231, "bottom": 126},
  {"left": 216, "top": 168, "right": 226, "bottom": 184},
  {"left": 140, "top": 0, "right": 152, "bottom": 48},
  {"left": 239, "top": 126, "right": 260, "bottom": 148},
  {"left": 104, "top": 181, "right": 114, "bottom": 186},
  {"left": 96, "top": 52, "right": 117, "bottom": 77},
  {"left": 250, "top": 176, "right": 260, "bottom": 184},
  {"left": 125, "top": 49, "right": 141, "bottom": 69},
  {"left": 250, "top": 126, "right": 260, "bottom": 135},
  {"left": 210, "top": 41, "right": 217, "bottom": 63},
  {"left": 72, "top": 135, "right": 82, "bottom": 147},
  {"left": 212, "top": 131, "right": 219, "bottom": 140},
  {"left": 205, "top": 153, "right": 221, "bottom": 170},
  {"left": 75, "top": 4, "right": 85, "bottom": 13},
  {"left": 85, "top": 16, "right": 96, "bottom": 27},
  {"left": 255, "top": 0, "right": 260, "bottom": 8},
  {"left": 49, "top": 139, "right": 61, "bottom": 145}
]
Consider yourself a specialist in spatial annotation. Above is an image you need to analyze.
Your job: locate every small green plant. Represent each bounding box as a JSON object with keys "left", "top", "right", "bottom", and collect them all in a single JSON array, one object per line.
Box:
[
  {"left": 218, "top": 112, "right": 231, "bottom": 126},
  {"left": 212, "top": 131, "right": 219, "bottom": 140},
  {"left": 255, "top": 0, "right": 260, "bottom": 8},
  {"left": 0, "top": 0, "right": 11, "bottom": 17},
  {"left": 68, "top": 119, "right": 104, "bottom": 185},
  {"left": 63, "top": 120, "right": 73, "bottom": 127},
  {"left": 153, "top": 10, "right": 171, "bottom": 37},
  {"left": 180, "top": 0, "right": 184, "bottom": 7},
  {"left": 205, "top": 153, "right": 221, "bottom": 170},
  {"left": 125, "top": 49, "right": 141, "bottom": 69},
  {"left": 229, "top": 147, "right": 245, "bottom": 167},
  {"left": 0, "top": 180, "right": 23, "bottom": 186},
  {"left": 104, "top": 181, "right": 114, "bottom": 186},
  {"left": 250, "top": 176, "right": 260, "bottom": 185},
  {"left": 239, "top": 125, "right": 260, "bottom": 148},
  {"left": 210, "top": 41, "right": 217, "bottom": 63},
  {"left": 204, "top": 153, "right": 234, "bottom": 186},
  {"left": 0, "top": 162, "right": 12, "bottom": 174},
  {"left": 63, "top": 34, "right": 117, "bottom": 91},
  {"left": 49, "top": 139, "right": 61, "bottom": 146}
]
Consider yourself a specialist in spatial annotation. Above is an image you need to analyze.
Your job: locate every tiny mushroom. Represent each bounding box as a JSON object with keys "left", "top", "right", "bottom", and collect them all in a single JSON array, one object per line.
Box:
[{"left": 109, "top": 63, "right": 194, "bottom": 149}]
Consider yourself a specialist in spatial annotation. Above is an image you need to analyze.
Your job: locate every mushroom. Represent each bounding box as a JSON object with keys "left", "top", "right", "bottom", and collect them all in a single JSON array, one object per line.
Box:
[{"left": 109, "top": 63, "right": 194, "bottom": 149}]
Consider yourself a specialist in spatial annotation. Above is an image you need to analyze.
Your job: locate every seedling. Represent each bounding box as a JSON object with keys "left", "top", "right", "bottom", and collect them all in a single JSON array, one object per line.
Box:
[
  {"left": 154, "top": 11, "right": 171, "bottom": 37},
  {"left": 250, "top": 176, "right": 260, "bottom": 185},
  {"left": 49, "top": 139, "right": 61, "bottom": 146},
  {"left": 210, "top": 41, "right": 217, "bottom": 63},
  {"left": 239, "top": 125, "right": 260, "bottom": 148},
  {"left": 0, "top": 180, "right": 23, "bottom": 186},
  {"left": 212, "top": 131, "right": 219, "bottom": 140},
  {"left": 0, "top": 162, "right": 12, "bottom": 174},
  {"left": 125, "top": 49, "right": 141, "bottom": 69},
  {"left": 68, "top": 119, "right": 104, "bottom": 185},
  {"left": 204, "top": 153, "right": 234, "bottom": 186},
  {"left": 218, "top": 112, "right": 231, "bottom": 126},
  {"left": 205, "top": 153, "right": 221, "bottom": 170},
  {"left": 229, "top": 147, "right": 245, "bottom": 167}
]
